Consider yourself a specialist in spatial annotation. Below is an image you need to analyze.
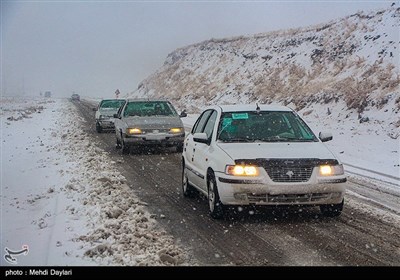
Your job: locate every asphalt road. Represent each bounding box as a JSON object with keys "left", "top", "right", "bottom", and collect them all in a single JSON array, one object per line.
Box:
[{"left": 74, "top": 99, "right": 400, "bottom": 266}]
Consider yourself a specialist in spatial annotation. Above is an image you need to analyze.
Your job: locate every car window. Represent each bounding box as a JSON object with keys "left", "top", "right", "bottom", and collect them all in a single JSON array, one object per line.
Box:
[
  {"left": 123, "top": 101, "right": 177, "bottom": 117},
  {"left": 192, "top": 110, "right": 213, "bottom": 134},
  {"left": 217, "top": 111, "right": 318, "bottom": 142},
  {"left": 202, "top": 110, "right": 217, "bottom": 139},
  {"left": 100, "top": 100, "right": 125, "bottom": 109}
]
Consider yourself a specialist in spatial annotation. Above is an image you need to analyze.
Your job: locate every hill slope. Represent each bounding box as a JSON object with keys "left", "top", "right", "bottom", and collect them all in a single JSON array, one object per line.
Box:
[{"left": 129, "top": 6, "right": 399, "bottom": 136}]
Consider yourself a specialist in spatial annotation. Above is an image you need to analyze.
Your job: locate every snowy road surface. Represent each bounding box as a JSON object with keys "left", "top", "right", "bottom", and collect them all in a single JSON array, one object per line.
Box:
[
  {"left": 74, "top": 99, "right": 400, "bottom": 265},
  {"left": 1, "top": 97, "right": 399, "bottom": 266}
]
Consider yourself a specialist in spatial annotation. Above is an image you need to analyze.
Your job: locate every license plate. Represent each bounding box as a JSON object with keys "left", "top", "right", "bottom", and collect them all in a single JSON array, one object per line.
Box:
[{"left": 146, "top": 135, "right": 165, "bottom": 141}]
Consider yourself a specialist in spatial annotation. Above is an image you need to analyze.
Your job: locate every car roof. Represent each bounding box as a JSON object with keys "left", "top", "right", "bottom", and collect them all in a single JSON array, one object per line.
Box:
[
  {"left": 210, "top": 104, "right": 293, "bottom": 112},
  {"left": 101, "top": 99, "right": 124, "bottom": 101},
  {"left": 125, "top": 98, "right": 169, "bottom": 103}
]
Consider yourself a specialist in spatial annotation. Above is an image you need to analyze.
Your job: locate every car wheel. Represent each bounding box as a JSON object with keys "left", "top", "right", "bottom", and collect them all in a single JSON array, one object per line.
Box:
[
  {"left": 207, "top": 171, "right": 224, "bottom": 219},
  {"left": 176, "top": 143, "right": 184, "bottom": 153},
  {"left": 96, "top": 122, "right": 102, "bottom": 133},
  {"left": 116, "top": 137, "right": 121, "bottom": 149},
  {"left": 119, "top": 131, "right": 130, "bottom": 154},
  {"left": 182, "top": 161, "right": 195, "bottom": 198},
  {"left": 320, "top": 199, "right": 344, "bottom": 217},
  {"left": 121, "top": 139, "right": 130, "bottom": 155}
]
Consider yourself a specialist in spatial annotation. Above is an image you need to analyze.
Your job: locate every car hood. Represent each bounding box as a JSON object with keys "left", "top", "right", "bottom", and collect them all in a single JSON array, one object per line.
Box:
[
  {"left": 124, "top": 116, "right": 183, "bottom": 129},
  {"left": 217, "top": 142, "right": 338, "bottom": 161},
  {"left": 99, "top": 108, "right": 119, "bottom": 117}
]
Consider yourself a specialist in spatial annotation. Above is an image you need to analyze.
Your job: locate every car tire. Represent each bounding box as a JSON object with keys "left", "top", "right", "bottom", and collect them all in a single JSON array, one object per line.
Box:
[
  {"left": 116, "top": 137, "right": 121, "bottom": 149},
  {"left": 120, "top": 131, "right": 130, "bottom": 155},
  {"left": 96, "top": 122, "right": 102, "bottom": 133},
  {"left": 182, "top": 161, "right": 195, "bottom": 198},
  {"left": 176, "top": 143, "right": 184, "bottom": 153},
  {"left": 207, "top": 171, "right": 225, "bottom": 219},
  {"left": 121, "top": 137, "right": 130, "bottom": 155},
  {"left": 320, "top": 199, "right": 344, "bottom": 217}
]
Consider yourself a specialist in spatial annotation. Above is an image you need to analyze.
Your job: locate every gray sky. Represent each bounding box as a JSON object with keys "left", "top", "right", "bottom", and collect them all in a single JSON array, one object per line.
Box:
[{"left": 1, "top": 0, "right": 393, "bottom": 98}]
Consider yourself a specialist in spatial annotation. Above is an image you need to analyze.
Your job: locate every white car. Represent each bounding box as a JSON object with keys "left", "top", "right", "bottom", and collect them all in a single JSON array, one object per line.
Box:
[
  {"left": 94, "top": 99, "right": 126, "bottom": 133},
  {"left": 182, "top": 104, "right": 346, "bottom": 219}
]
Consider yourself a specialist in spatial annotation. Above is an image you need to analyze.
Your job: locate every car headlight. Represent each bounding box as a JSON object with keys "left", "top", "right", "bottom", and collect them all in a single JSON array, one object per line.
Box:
[
  {"left": 226, "top": 165, "right": 259, "bottom": 176},
  {"left": 126, "top": 128, "right": 142, "bottom": 135},
  {"left": 319, "top": 164, "right": 344, "bottom": 176},
  {"left": 170, "top": 127, "right": 183, "bottom": 133}
]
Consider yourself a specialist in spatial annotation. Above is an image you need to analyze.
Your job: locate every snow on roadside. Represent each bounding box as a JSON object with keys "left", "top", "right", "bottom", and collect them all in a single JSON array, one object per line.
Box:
[
  {"left": 1, "top": 97, "right": 93, "bottom": 265},
  {"left": 297, "top": 100, "right": 400, "bottom": 185},
  {"left": 1, "top": 97, "right": 190, "bottom": 266}
]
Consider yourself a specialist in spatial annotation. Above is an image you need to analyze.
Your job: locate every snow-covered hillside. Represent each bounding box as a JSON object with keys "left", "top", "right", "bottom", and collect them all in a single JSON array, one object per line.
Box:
[{"left": 130, "top": 5, "right": 399, "bottom": 137}]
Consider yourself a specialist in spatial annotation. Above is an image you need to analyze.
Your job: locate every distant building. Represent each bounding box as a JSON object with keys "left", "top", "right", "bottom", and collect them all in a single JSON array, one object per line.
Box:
[{"left": 44, "top": 91, "right": 51, "bottom": 98}]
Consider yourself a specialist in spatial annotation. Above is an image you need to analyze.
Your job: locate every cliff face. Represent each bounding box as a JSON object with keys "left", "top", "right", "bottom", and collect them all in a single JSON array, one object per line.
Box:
[{"left": 131, "top": 6, "right": 399, "bottom": 116}]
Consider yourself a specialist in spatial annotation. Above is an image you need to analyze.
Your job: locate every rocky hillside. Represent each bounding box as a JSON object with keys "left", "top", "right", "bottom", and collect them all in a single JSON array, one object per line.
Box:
[{"left": 130, "top": 6, "right": 399, "bottom": 118}]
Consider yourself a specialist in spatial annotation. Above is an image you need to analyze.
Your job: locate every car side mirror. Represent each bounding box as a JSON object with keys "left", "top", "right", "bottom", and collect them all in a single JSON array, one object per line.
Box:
[
  {"left": 92, "top": 108, "right": 97, "bottom": 111},
  {"left": 193, "top": 132, "right": 209, "bottom": 144},
  {"left": 113, "top": 114, "right": 120, "bottom": 119},
  {"left": 180, "top": 111, "right": 187, "bottom": 118},
  {"left": 319, "top": 132, "right": 333, "bottom": 142}
]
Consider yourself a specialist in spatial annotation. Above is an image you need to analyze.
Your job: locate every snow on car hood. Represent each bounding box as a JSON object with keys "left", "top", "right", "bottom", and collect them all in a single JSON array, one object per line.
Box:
[
  {"left": 217, "top": 142, "right": 338, "bottom": 161},
  {"left": 124, "top": 116, "right": 184, "bottom": 129}
]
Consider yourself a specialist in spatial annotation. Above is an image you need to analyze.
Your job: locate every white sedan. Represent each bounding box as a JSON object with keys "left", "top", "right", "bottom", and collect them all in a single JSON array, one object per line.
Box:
[{"left": 182, "top": 104, "right": 346, "bottom": 219}]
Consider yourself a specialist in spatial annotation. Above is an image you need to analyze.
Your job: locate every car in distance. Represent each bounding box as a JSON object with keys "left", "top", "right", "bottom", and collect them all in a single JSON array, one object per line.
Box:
[
  {"left": 114, "top": 99, "right": 186, "bottom": 153},
  {"left": 94, "top": 99, "right": 126, "bottom": 133},
  {"left": 71, "top": 93, "right": 80, "bottom": 101},
  {"left": 182, "top": 104, "right": 346, "bottom": 219}
]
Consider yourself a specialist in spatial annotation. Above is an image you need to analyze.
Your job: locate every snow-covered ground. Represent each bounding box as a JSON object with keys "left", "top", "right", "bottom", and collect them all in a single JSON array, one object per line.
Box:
[
  {"left": 1, "top": 97, "right": 188, "bottom": 266},
  {"left": 298, "top": 100, "right": 399, "bottom": 187}
]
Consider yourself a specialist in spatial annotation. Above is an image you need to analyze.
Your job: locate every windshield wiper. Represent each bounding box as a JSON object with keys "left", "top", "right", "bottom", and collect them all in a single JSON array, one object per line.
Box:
[
  {"left": 258, "top": 136, "right": 314, "bottom": 142},
  {"left": 219, "top": 137, "right": 256, "bottom": 143}
]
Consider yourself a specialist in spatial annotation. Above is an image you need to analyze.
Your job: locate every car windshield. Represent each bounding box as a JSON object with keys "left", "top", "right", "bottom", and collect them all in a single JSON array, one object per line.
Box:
[
  {"left": 123, "top": 101, "right": 178, "bottom": 117},
  {"left": 217, "top": 111, "right": 318, "bottom": 142},
  {"left": 100, "top": 100, "right": 125, "bottom": 109}
]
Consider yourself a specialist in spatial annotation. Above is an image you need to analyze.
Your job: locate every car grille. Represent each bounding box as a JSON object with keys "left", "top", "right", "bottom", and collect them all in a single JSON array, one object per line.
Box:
[{"left": 264, "top": 166, "right": 313, "bottom": 182}]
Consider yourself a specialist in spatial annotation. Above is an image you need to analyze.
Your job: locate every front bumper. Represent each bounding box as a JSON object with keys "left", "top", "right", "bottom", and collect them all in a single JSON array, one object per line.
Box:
[
  {"left": 124, "top": 133, "right": 185, "bottom": 146},
  {"left": 216, "top": 169, "right": 346, "bottom": 206},
  {"left": 97, "top": 119, "right": 115, "bottom": 129}
]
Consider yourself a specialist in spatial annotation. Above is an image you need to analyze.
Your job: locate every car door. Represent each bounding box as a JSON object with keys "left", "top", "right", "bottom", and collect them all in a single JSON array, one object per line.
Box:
[
  {"left": 185, "top": 110, "right": 213, "bottom": 188},
  {"left": 190, "top": 110, "right": 218, "bottom": 191}
]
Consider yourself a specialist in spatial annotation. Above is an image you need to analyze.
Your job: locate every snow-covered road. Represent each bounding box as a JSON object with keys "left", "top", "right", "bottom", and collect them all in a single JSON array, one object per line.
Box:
[
  {"left": 1, "top": 97, "right": 189, "bottom": 265},
  {"left": 2, "top": 97, "right": 400, "bottom": 266}
]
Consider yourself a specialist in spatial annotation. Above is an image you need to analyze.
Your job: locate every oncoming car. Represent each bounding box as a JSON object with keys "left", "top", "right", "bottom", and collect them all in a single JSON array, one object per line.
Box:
[
  {"left": 94, "top": 99, "right": 126, "bottom": 133},
  {"left": 182, "top": 104, "right": 346, "bottom": 219},
  {"left": 114, "top": 99, "right": 186, "bottom": 154}
]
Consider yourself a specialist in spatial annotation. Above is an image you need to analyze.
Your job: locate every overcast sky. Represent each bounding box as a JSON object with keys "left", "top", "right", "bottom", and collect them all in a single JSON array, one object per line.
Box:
[{"left": 1, "top": 0, "right": 393, "bottom": 98}]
